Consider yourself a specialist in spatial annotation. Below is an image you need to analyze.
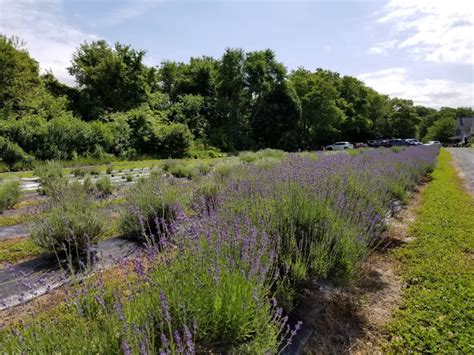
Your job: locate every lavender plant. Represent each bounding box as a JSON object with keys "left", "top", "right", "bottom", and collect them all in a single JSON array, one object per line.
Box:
[
  {"left": 30, "top": 183, "right": 106, "bottom": 258},
  {"left": 1, "top": 146, "right": 438, "bottom": 354}
]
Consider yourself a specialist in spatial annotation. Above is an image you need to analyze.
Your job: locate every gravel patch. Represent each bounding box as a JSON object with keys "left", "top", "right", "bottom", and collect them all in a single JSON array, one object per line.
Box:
[{"left": 446, "top": 148, "right": 474, "bottom": 195}]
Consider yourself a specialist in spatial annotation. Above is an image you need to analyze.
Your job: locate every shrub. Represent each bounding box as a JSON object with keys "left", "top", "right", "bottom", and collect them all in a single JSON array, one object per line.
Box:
[
  {"left": 188, "top": 143, "right": 225, "bottom": 159},
  {"left": 0, "top": 181, "right": 21, "bottom": 213},
  {"left": 152, "top": 123, "right": 193, "bottom": 158},
  {"left": 239, "top": 151, "right": 258, "bottom": 163},
  {"left": 106, "top": 165, "right": 113, "bottom": 174},
  {"left": 119, "top": 175, "right": 190, "bottom": 241},
  {"left": 0, "top": 136, "right": 33, "bottom": 167},
  {"left": 82, "top": 176, "right": 95, "bottom": 194},
  {"left": 34, "top": 160, "right": 67, "bottom": 198},
  {"left": 71, "top": 167, "right": 85, "bottom": 177},
  {"left": 125, "top": 174, "right": 133, "bottom": 182},
  {"left": 95, "top": 176, "right": 113, "bottom": 196},
  {"left": 31, "top": 184, "right": 106, "bottom": 257}
]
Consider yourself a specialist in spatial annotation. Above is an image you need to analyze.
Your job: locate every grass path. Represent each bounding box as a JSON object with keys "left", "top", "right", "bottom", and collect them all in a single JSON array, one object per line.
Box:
[{"left": 388, "top": 149, "right": 474, "bottom": 352}]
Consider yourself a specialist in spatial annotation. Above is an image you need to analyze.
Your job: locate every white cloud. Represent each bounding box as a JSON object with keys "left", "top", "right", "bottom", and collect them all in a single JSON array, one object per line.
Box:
[
  {"left": 0, "top": 0, "right": 98, "bottom": 85},
  {"left": 373, "top": 0, "right": 474, "bottom": 64},
  {"left": 368, "top": 39, "right": 399, "bottom": 55},
  {"left": 100, "top": 0, "right": 162, "bottom": 27},
  {"left": 358, "top": 67, "right": 474, "bottom": 108}
]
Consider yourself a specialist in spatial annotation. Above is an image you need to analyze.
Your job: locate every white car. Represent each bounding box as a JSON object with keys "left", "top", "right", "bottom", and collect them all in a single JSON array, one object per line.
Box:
[
  {"left": 425, "top": 141, "right": 441, "bottom": 146},
  {"left": 325, "top": 142, "right": 354, "bottom": 151}
]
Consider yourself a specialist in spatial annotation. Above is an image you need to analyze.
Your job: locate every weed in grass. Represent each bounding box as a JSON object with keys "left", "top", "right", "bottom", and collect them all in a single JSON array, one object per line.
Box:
[
  {"left": 106, "top": 165, "right": 113, "bottom": 175},
  {"left": 125, "top": 174, "right": 133, "bottom": 182}
]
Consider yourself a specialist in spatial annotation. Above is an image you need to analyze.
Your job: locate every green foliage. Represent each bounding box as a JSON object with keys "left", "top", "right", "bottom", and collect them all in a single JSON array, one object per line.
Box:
[
  {"left": 119, "top": 174, "right": 191, "bottom": 240},
  {"left": 152, "top": 123, "right": 193, "bottom": 158},
  {"left": 0, "top": 237, "right": 42, "bottom": 265},
  {"left": 0, "top": 136, "right": 33, "bottom": 167},
  {"left": 1, "top": 34, "right": 471, "bottom": 168},
  {"left": 389, "top": 150, "right": 474, "bottom": 352},
  {"left": 95, "top": 176, "right": 113, "bottom": 196},
  {"left": 424, "top": 116, "right": 456, "bottom": 143},
  {"left": 68, "top": 40, "right": 157, "bottom": 119},
  {"left": 187, "top": 143, "right": 225, "bottom": 159},
  {"left": 0, "top": 36, "right": 42, "bottom": 116},
  {"left": 0, "top": 180, "right": 21, "bottom": 213},
  {"left": 31, "top": 184, "right": 106, "bottom": 255},
  {"left": 33, "top": 161, "right": 67, "bottom": 198},
  {"left": 148, "top": 248, "right": 280, "bottom": 352}
]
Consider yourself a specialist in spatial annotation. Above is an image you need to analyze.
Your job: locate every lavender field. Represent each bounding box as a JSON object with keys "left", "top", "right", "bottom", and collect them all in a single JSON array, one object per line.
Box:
[{"left": 0, "top": 147, "right": 439, "bottom": 353}]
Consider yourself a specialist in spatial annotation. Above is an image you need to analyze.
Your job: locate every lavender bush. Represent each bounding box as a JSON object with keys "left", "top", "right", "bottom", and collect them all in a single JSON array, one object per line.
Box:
[
  {"left": 30, "top": 183, "right": 106, "bottom": 258},
  {"left": 1, "top": 147, "right": 438, "bottom": 353}
]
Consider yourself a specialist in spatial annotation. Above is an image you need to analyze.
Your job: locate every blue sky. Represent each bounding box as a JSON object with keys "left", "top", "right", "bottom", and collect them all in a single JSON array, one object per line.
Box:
[{"left": 1, "top": 0, "right": 473, "bottom": 107}]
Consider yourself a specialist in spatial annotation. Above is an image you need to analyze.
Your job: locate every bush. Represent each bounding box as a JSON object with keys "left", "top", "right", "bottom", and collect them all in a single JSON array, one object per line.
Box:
[
  {"left": 71, "top": 167, "right": 86, "bottom": 177},
  {"left": 95, "top": 176, "right": 113, "bottom": 196},
  {"left": 239, "top": 151, "right": 258, "bottom": 163},
  {"left": 34, "top": 160, "right": 67, "bottom": 198},
  {"left": 31, "top": 184, "right": 106, "bottom": 257},
  {"left": 106, "top": 165, "right": 113, "bottom": 174},
  {"left": 0, "top": 181, "right": 21, "bottom": 213},
  {"left": 119, "top": 175, "right": 190, "bottom": 241},
  {"left": 0, "top": 136, "right": 33, "bottom": 167},
  {"left": 152, "top": 123, "right": 193, "bottom": 158},
  {"left": 188, "top": 143, "right": 225, "bottom": 159}
]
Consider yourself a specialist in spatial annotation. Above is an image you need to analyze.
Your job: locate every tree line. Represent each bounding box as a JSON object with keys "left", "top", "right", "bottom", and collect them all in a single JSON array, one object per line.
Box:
[{"left": 1, "top": 35, "right": 472, "bottom": 169}]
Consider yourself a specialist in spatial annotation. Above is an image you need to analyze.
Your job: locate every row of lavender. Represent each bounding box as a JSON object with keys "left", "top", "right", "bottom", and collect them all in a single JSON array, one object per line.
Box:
[{"left": 1, "top": 147, "right": 438, "bottom": 353}]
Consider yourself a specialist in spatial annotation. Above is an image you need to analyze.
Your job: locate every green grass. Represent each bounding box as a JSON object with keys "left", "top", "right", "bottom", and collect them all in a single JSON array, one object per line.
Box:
[
  {"left": 0, "top": 213, "right": 35, "bottom": 227},
  {"left": 0, "top": 157, "right": 225, "bottom": 180},
  {"left": 0, "top": 237, "right": 43, "bottom": 266},
  {"left": 388, "top": 149, "right": 474, "bottom": 353}
]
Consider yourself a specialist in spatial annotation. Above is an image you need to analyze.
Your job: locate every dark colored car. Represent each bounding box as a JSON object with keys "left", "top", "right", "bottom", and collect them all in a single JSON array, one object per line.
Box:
[
  {"left": 385, "top": 139, "right": 412, "bottom": 147},
  {"left": 367, "top": 140, "right": 382, "bottom": 147},
  {"left": 353, "top": 142, "right": 368, "bottom": 148}
]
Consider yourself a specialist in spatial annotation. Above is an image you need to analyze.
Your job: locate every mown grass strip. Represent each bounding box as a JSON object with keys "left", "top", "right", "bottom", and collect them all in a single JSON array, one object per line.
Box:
[
  {"left": 0, "top": 237, "right": 42, "bottom": 267},
  {"left": 388, "top": 149, "right": 474, "bottom": 353}
]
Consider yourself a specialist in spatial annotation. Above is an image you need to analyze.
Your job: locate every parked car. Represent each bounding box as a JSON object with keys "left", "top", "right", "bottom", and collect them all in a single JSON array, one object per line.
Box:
[
  {"left": 367, "top": 140, "right": 382, "bottom": 147},
  {"left": 353, "top": 142, "right": 367, "bottom": 148},
  {"left": 425, "top": 141, "right": 441, "bottom": 146},
  {"left": 384, "top": 139, "right": 413, "bottom": 147},
  {"left": 325, "top": 142, "right": 354, "bottom": 150},
  {"left": 405, "top": 138, "right": 423, "bottom": 146}
]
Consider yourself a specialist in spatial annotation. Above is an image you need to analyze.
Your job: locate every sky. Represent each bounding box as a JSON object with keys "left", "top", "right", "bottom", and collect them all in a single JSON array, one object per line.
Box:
[{"left": 0, "top": 0, "right": 473, "bottom": 108}]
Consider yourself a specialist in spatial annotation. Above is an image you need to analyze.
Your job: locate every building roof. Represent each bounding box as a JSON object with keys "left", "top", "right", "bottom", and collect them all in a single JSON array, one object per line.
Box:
[{"left": 457, "top": 117, "right": 474, "bottom": 128}]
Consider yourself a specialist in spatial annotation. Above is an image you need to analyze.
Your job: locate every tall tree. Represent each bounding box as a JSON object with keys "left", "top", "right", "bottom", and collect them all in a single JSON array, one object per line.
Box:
[
  {"left": 0, "top": 35, "right": 42, "bottom": 117},
  {"left": 290, "top": 68, "right": 346, "bottom": 147},
  {"left": 68, "top": 40, "right": 157, "bottom": 119}
]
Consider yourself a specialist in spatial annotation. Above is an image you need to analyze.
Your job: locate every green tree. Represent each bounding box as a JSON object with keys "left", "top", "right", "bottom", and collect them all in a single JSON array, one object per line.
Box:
[
  {"left": 290, "top": 68, "right": 346, "bottom": 147},
  {"left": 211, "top": 48, "right": 251, "bottom": 150},
  {"left": 68, "top": 40, "right": 157, "bottom": 119},
  {"left": 0, "top": 35, "right": 42, "bottom": 117},
  {"left": 424, "top": 116, "right": 456, "bottom": 143},
  {"left": 338, "top": 76, "right": 372, "bottom": 141}
]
